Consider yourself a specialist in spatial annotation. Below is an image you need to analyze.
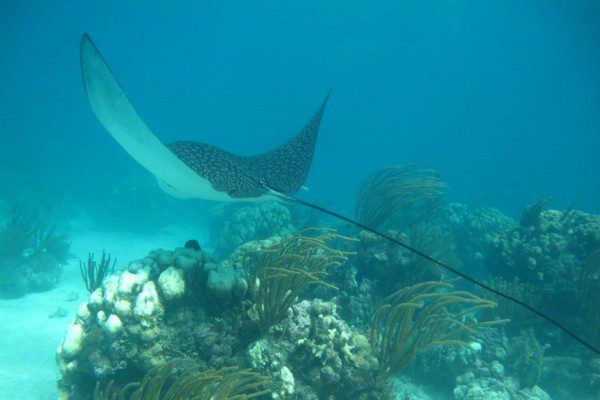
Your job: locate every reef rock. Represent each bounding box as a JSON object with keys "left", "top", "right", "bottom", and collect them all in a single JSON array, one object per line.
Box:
[
  {"left": 56, "top": 244, "right": 206, "bottom": 399},
  {"left": 247, "top": 299, "right": 376, "bottom": 399},
  {"left": 211, "top": 201, "right": 295, "bottom": 257},
  {"left": 157, "top": 266, "right": 186, "bottom": 301},
  {"left": 444, "top": 203, "right": 516, "bottom": 270},
  {"left": 486, "top": 207, "right": 600, "bottom": 318}
]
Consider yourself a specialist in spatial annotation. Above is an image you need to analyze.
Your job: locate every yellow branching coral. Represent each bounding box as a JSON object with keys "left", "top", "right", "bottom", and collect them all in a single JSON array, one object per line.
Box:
[
  {"left": 93, "top": 363, "right": 271, "bottom": 400},
  {"left": 369, "top": 280, "right": 506, "bottom": 384},
  {"left": 355, "top": 163, "right": 447, "bottom": 229},
  {"left": 244, "top": 228, "right": 357, "bottom": 334}
]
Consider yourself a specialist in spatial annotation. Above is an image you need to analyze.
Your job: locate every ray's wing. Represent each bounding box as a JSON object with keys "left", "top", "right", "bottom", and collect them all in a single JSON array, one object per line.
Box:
[
  {"left": 81, "top": 33, "right": 329, "bottom": 201},
  {"left": 167, "top": 94, "right": 330, "bottom": 199},
  {"left": 244, "top": 92, "right": 329, "bottom": 194},
  {"left": 80, "top": 33, "right": 212, "bottom": 199}
]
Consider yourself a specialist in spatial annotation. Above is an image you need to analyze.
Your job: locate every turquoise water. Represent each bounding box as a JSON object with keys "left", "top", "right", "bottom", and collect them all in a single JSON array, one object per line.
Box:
[{"left": 0, "top": 1, "right": 599, "bottom": 399}]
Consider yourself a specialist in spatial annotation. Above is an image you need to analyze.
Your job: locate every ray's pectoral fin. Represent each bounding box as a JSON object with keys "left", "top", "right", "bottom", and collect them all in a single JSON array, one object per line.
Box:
[
  {"left": 80, "top": 33, "right": 211, "bottom": 200},
  {"left": 81, "top": 33, "right": 330, "bottom": 202},
  {"left": 246, "top": 91, "right": 330, "bottom": 195}
]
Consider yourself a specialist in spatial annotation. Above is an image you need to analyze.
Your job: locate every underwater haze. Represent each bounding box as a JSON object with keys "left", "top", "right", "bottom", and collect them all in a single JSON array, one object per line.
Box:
[
  {"left": 1, "top": 1, "right": 599, "bottom": 216},
  {"left": 0, "top": 1, "right": 599, "bottom": 400}
]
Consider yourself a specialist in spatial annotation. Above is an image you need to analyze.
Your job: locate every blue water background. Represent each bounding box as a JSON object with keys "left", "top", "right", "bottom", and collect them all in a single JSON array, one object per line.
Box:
[{"left": 1, "top": 1, "right": 599, "bottom": 225}]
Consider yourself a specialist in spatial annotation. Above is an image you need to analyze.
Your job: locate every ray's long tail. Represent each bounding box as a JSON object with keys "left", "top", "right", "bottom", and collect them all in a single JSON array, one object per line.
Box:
[{"left": 258, "top": 183, "right": 600, "bottom": 357}]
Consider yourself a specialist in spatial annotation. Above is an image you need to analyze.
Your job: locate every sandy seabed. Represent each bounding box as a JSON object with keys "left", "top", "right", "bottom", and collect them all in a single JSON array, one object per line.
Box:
[{"left": 0, "top": 224, "right": 203, "bottom": 400}]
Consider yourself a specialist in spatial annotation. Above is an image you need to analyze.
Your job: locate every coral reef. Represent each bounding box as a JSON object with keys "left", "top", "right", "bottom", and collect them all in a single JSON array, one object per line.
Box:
[
  {"left": 369, "top": 280, "right": 504, "bottom": 387},
  {"left": 407, "top": 327, "right": 553, "bottom": 400},
  {"left": 0, "top": 201, "right": 70, "bottom": 298},
  {"left": 57, "top": 233, "right": 362, "bottom": 400},
  {"left": 57, "top": 245, "right": 207, "bottom": 399},
  {"left": 56, "top": 200, "right": 600, "bottom": 399},
  {"left": 247, "top": 299, "right": 376, "bottom": 400},
  {"left": 471, "top": 276, "right": 543, "bottom": 335},
  {"left": 486, "top": 206, "right": 600, "bottom": 330},
  {"left": 508, "top": 328, "right": 544, "bottom": 389},
  {"left": 355, "top": 224, "right": 456, "bottom": 294},
  {"left": 210, "top": 201, "right": 295, "bottom": 257},
  {"left": 335, "top": 266, "right": 374, "bottom": 330},
  {"left": 487, "top": 207, "right": 600, "bottom": 287},
  {"left": 444, "top": 203, "right": 516, "bottom": 272},
  {"left": 244, "top": 228, "right": 356, "bottom": 335}
]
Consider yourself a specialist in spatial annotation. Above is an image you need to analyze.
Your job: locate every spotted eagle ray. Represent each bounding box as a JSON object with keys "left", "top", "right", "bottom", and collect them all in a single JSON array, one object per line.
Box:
[
  {"left": 80, "top": 33, "right": 326, "bottom": 202},
  {"left": 80, "top": 33, "right": 599, "bottom": 355}
]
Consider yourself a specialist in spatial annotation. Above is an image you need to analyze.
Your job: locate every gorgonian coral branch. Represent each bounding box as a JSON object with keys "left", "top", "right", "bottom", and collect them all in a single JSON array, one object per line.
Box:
[
  {"left": 244, "top": 228, "right": 357, "bottom": 334},
  {"left": 369, "top": 280, "right": 506, "bottom": 384}
]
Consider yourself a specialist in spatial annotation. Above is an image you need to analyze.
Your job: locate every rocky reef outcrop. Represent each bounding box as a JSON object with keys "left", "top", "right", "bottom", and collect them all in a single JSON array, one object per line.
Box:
[
  {"left": 210, "top": 202, "right": 295, "bottom": 257},
  {"left": 56, "top": 200, "right": 600, "bottom": 399},
  {"left": 56, "top": 237, "right": 377, "bottom": 400}
]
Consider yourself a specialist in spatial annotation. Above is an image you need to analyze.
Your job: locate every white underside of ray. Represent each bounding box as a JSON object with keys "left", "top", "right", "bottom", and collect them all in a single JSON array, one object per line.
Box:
[{"left": 80, "top": 34, "right": 269, "bottom": 202}]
